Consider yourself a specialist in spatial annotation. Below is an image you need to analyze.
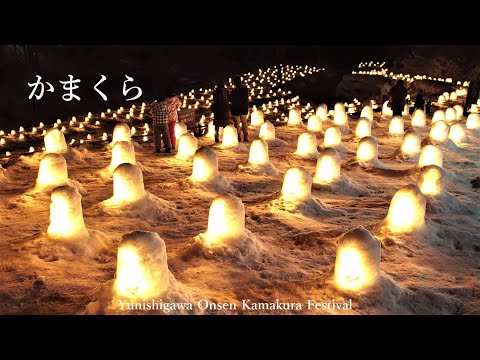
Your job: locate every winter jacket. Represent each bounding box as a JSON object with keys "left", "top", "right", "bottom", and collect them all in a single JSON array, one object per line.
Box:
[
  {"left": 230, "top": 84, "right": 249, "bottom": 116},
  {"left": 413, "top": 94, "right": 425, "bottom": 110},
  {"left": 166, "top": 96, "right": 182, "bottom": 123},
  {"left": 212, "top": 88, "right": 230, "bottom": 126},
  {"left": 388, "top": 84, "right": 407, "bottom": 109}
]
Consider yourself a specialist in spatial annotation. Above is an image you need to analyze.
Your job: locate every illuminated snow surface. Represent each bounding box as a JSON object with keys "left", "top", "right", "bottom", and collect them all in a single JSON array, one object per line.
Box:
[{"left": 0, "top": 110, "right": 479, "bottom": 315}]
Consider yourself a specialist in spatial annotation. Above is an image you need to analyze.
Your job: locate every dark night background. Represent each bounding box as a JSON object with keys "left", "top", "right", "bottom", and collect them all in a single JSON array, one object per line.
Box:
[{"left": 1, "top": 45, "right": 480, "bottom": 131}]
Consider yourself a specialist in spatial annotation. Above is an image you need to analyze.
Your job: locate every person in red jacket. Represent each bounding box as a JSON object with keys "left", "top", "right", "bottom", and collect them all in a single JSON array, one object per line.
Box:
[{"left": 165, "top": 87, "right": 182, "bottom": 150}]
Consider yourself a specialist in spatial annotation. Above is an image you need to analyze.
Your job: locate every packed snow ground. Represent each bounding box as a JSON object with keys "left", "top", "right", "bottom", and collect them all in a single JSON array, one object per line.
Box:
[{"left": 0, "top": 112, "right": 479, "bottom": 314}]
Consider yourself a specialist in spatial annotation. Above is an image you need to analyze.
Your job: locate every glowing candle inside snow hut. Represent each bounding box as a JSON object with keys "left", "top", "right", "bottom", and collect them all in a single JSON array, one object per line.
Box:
[
  {"left": 204, "top": 194, "right": 245, "bottom": 246},
  {"left": 334, "top": 227, "right": 381, "bottom": 292},
  {"left": 110, "top": 141, "right": 136, "bottom": 171},
  {"left": 448, "top": 122, "right": 468, "bottom": 144},
  {"left": 307, "top": 115, "right": 322, "bottom": 133},
  {"left": 324, "top": 127, "right": 342, "bottom": 147},
  {"left": 316, "top": 104, "right": 328, "bottom": 121},
  {"left": 429, "top": 121, "right": 449, "bottom": 142},
  {"left": 445, "top": 107, "right": 457, "bottom": 122},
  {"left": 177, "top": 133, "right": 198, "bottom": 160},
  {"left": 112, "top": 123, "right": 131, "bottom": 145},
  {"left": 44, "top": 128, "right": 68, "bottom": 154},
  {"left": 355, "top": 117, "right": 371, "bottom": 138},
  {"left": 112, "top": 163, "right": 145, "bottom": 204},
  {"left": 296, "top": 132, "right": 318, "bottom": 158},
  {"left": 115, "top": 231, "right": 170, "bottom": 299},
  {"left": 287, "top": 108, "right": 302, "bottom": 126},
  {"left": 313, "top": 147, "right": 341, "bottom": 185},
  {"left": 432, "top": 110, "right": 445, "bottom": 124},
  {"left": 248, "top": 139, "right": 269, "bottom": 165},
  {"left": 47, "top": 185, "right": 88, "bottom": 241},
  {"left": 222, "top": 125, "right": 239, "bottom": 148},
  {"left": 466, "top": 113, "right": 480, "bottom": 130},
  {"left": 418, "top": 145, "right": 443, "bottom": 168},
  {"left": 281, "top": 167, "right": 312, "bottom": 202},
  {"left": 385, "top": 184, "right": 426, "bottom": 233},
  {"left": 360, "top": 105, "right": 373, "bottom": 122},
  {"left": 175, "top": 122, "right": 188, "bottom": 139},
  {"left": 356, "top": 136, "right": 378, "bottom": 165},
  {"left": 400, "top": 130, "right": 421, "bottom": 157},
  {"left": 388, "top": 116, "right": 404, "bottom": 136},
  {"left": 417, "top": 165, "right": 444, "bottom": 197},
  {"left": 191, "top": 146, "right": 219, "bottom": 183},
  {"left": 411, "top": 109, "right": 426, "bottom": 127},
  {"left": 259, "top": 121, "right": 275, "bottom": 141},
  {"left": 36, "top": 153, "right": 69, "bottom": 189},
  {"left": 251, "top": 110, "right": 265, "bottom": 127}
]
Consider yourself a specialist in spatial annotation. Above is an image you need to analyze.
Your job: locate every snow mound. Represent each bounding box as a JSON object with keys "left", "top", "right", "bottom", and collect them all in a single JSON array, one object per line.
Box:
[
  {"left": 33, "top": 178, "right": 85, "bottom": 196},
  {"left": 94, "top": 192, "right": 177, "bottom": 222},
  {"left": 218, "top": 143, "right": 248, "bottom": 153},
  {"left": 271, "top": 166, "right": 345, "bottom": 217},
  {"left": 20, "top": 147, "right": 86, "bottom": 166},
  {"left": 188, "top": 228, "right": 266, "bottom": 265},
  {"left": 84, "top": 230, "right": 198, "bottom": 315},
  {"left": 392, "top": 131, "right": 422, "bottom": 163},
  {"left": 423, "top": 136, "right": 459, "bottom": 151},
  {"left": 293, "top": 132, "right": 319, "bottom": 160},
  {"left": 0, "top": 165, "right": 8, "bottom": 182},
  {"left": 393, "top": 150, "right": 419, "bottom": 163},
  {"left": 312, "top": 175, "right": 368, "bottom": 197},
  {"left": 425, "top": 219, "right": 480, "bottom": 252},
  {"left": 68, "top": 229, "right": 109, "bottom": 257},
  {"left": 373, "top": 184, "right": 428, "bottom": 244},
  {"left": 56, "top": 147, "right": 86, "bottom": 162},
  {"left": 321, "top": 143, "right": 354, "bottom": 154},
  {"left": 46, "top": 185, "right": 107, "bottom": 257},
  {"left": 264, "top": 138, "right": 288, "bottom": 147},
  {"left": 218, "top": 125, "right": 248, "bottom": 152},
  {"left": 182, "top": 173, "right": 234, "bottom": 194},
  {"left": 182, "top": 146, "right": 234, "bottom": 193},
  {"left": 182, "top": 194, "right": 267, "bottom": 265},
  {"left": 93, "top": 162, "right": 177, "bottom": 222},
  {"left": 425, "top": 192, "right": 479, "bottom": 215},
  {"left": 238, "top": 162, "right": 278, "bottom": 176},
  {"left": 270, "top": 195, "right": 343, "bottom": 217},
  {"left": 84, "top": 276, "right": 199, "bottom": 315}
]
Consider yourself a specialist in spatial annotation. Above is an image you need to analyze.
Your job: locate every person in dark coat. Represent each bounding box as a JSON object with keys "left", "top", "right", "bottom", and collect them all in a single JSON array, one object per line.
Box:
[
  {"left": 413, "top": 91, "right": 425, "bottom": 112},
  {"left": 388, "top": 80, "right": 408, "bottom": 116},
  {"left": 229, "top": 75, "right": 249, "bottom": 142},
  {"left": 211, "top": 80, "right": 230, "bottom": 143},
  {"left": 424, "top": 94, "right": 431, "bottom": 114}
]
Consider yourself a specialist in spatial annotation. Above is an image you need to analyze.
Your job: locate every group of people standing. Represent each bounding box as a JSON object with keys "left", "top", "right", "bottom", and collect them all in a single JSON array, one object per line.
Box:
[
  {"left": 149, "top": 75, "right": 250, "bottom": 153},
  {"left": 211, "top": 75, "right": 250, "bottom": 143},
  {"left": 149, "top": 76, "right": 435, "bottom": 154},
  {"left": 380, "top": 79, "right": 431, "bottom": 116},
  {"left": 149, "top": 88, "right": 182, "bottom": 153}
]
